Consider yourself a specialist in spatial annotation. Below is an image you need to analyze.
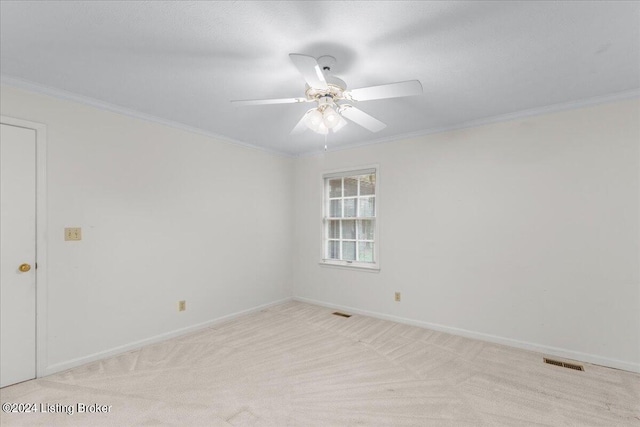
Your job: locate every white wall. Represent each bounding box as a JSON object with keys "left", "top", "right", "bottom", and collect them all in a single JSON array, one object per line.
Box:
[
  {"left": 1, "top": 85, "right": 293, "bottom": 373},
  {"left": 2, "top": 84, "right": 638, "bottom": 375},
  {"left": 293, "top": 98, "right": 640, "bottom": 372}
]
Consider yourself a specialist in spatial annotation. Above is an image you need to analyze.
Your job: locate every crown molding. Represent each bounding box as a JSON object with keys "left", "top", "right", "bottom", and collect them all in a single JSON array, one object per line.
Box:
[
  {"left": 3, "top": 74, "right": 637, "bottom": 159},
  {"left": 0, "top": 75, "right": 294, "bottom": 158}
]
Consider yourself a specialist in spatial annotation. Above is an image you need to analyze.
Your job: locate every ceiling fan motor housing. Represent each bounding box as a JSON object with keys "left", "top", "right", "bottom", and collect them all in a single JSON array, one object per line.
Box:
[
  {"left": 305, "top": 80, "right": 347, "bottom": 102},
  {"left": 317, "top": 95, "right": 335, "bottom": 109}
]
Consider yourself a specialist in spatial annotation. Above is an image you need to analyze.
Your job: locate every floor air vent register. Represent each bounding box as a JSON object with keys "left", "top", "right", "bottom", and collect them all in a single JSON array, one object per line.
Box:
[
  {"left": 332, "top": 312, "right": 352, "bottom": 318},
  {"left": 544, "top": 357, "right": 584, "bottom": 371}
]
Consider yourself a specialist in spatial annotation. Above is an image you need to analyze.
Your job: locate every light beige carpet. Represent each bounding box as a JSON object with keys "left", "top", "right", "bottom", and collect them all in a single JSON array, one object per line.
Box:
[{"left": 1, "top": 301, "right": 639, "bottom": 426}]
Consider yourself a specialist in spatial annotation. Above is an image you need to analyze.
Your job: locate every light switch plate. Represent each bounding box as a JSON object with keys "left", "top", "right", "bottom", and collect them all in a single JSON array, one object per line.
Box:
[{"left": 64, "top": 227, "right": 82, "bottom": 241}]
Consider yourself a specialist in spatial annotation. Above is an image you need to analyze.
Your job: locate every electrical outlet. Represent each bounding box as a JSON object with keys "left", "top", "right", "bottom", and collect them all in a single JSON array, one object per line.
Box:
[
  {"left": 64, "top": 227, "right": 82, "bottom": 241},
  {"left": 394, "top": 292, "right": 401, "bottom": 302},
  {"left": 178, "top": 300, "right": 186, "bottom": 312}
]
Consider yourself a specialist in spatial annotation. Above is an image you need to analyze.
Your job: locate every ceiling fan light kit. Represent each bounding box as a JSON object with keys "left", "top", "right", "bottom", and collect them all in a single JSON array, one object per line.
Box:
[
  {"left": 231, "top": 53, "right": 423, "bottom": 137},
  {"left": 303, "top": 96, "right": 343, "bottom": 134}
]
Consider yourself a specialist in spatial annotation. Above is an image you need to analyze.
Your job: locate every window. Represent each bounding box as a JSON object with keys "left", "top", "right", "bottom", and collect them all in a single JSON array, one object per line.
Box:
[{"left": 322, "top": 168, "right": 378, "bottom": 269}]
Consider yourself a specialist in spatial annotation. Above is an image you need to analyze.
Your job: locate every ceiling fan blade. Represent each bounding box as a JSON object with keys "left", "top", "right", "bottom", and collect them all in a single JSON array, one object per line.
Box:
[
  {"left": 231, "top": 97, "right": 308, "bottom": 106},
  {"left": 289, "top": 54, "right": 328, "bottom": 90},
  {"left": 346, "top": 80, "right": 423, "bottom": 102},
  {"left": 290, "top": 111, "right": 310, "bottom": 135},
  {"left": 339, "top": 105, "right": 387, "bottom": 133}
]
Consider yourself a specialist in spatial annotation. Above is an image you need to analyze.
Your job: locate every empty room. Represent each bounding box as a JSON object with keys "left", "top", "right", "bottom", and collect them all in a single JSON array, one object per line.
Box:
[{"left": 0, "top": 1, "right": 638, "bottom": 426}]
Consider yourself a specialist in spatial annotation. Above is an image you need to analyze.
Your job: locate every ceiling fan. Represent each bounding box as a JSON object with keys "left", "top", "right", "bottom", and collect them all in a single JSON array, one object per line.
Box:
[{"left": 231, "top": 54, "right": 423, "bottom": 135}]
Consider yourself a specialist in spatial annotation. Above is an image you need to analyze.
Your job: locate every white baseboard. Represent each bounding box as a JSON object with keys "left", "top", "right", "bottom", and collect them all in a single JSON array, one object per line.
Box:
[
  {"left": 43, "top": 297, "right": 293, "bottom": 377},
  {"left": 293, "top": 296, "right": 640, "bottom": 374},
  {"left": 42, "top": 295, "right": 639, "bottom": 376}
]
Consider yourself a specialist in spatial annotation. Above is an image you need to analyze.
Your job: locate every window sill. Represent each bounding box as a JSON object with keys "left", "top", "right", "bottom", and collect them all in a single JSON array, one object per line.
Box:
[{"left": 319, "top": 260, "right": 380, "bottom": 272}]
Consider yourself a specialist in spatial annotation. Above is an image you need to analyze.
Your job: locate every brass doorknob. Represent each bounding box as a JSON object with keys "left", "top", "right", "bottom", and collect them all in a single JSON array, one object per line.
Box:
[{"left": 18, "top": 263, "right": 31, "bottom": 272}]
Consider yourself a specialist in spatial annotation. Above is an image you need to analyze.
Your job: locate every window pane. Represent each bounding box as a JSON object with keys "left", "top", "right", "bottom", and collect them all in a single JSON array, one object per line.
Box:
[
  {"left": 342, "top": 220, "right": 355, "bottom": 239},
  {"left": 358, "top": 242, "right": 374, "bottom": 262},
  {"left": 359, "top": 197, "right": 375, "bottom": 217},
  {"left": 358, "top": 220, "right": 374, "bottom": 240},
  {"left": 344, "top": 177, "right": 358, "bottom": 197},
  {"left": 330, "top": 199, "right": 342, "bottom": 217},
  {"left": 329, "top": 179, "right": 342, "bottom": 198},
  {"left": 359, "top": 174, "right": 375, "bottom": 196},
  {"left": 344, "top": 198, "right": 356, "bottom": 217},
  {"left": 324, "top": 171, "right": 377, "bottom": 266},
  {"left": 328, "top": 220, "right": 340, "bottom": 239},
  {"left": 328, "top": 241, "right": 340, "bottom": 259},
  {"left": 342, "top": 241, "right": 356, "bottom": 260}
]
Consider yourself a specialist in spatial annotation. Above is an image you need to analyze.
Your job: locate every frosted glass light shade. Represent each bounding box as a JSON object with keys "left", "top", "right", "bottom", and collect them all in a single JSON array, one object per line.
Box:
[
  {"left": 316, "top": 122, "right": 329, "bottom": 135},
  {"left": 323, "top": 107, "right": 341, "bottom": 129},
  {"left": 305, "top": 109, "right": 324, "bottom": 131}
]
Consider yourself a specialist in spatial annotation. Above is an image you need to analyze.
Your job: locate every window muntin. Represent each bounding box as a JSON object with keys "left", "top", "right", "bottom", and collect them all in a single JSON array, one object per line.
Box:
[{"left": 323, "top": 171, "right": 377, "bottom": 266}]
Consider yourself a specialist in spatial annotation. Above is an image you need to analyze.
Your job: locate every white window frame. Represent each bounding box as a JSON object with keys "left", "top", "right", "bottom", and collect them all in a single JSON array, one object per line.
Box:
[{"left": 320, "top": 165, "right": 380, "bottom": 271}]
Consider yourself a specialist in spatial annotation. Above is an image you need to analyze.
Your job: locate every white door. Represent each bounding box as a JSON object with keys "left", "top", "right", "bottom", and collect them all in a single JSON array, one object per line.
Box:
[{"left": 0, "top": 123, "right": 37, "bottom": 388}]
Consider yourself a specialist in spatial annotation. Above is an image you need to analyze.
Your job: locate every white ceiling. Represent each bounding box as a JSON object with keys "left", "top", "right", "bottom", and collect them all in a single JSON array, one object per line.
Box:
[{"left": 1, "top": 1, "right": 639, "bottom": 156}]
